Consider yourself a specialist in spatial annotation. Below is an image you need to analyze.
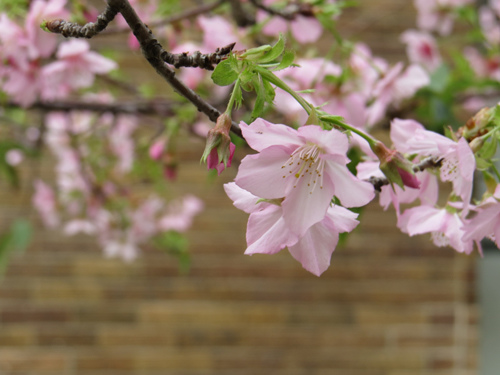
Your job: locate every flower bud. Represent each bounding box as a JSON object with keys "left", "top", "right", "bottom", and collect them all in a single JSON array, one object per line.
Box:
[
  {"left": 201, "top": 113, "right": 235, "bottom": 175},
  {"left": 371, "top": 141, "right": 420, "bottom": 189}
]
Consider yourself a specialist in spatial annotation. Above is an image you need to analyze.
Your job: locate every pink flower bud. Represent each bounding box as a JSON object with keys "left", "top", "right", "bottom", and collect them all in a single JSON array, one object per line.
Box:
[
  {"left": 201, "top": 113, "right": 235, "bottom": 175},
  {"left": 149, "top": 138, "right": 166, "bottom": 160},
  {"left": 371, "top": 141, "right": 420, "bottom": 189}
]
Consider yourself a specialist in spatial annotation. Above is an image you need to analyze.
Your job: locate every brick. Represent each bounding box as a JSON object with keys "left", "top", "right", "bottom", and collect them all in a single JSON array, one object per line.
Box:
[
  {"left": 0, "top": 326, "right": 36, "bottom": 347},
  {"left": 0, "top": 350, "right": 69, "bottom": 373}
]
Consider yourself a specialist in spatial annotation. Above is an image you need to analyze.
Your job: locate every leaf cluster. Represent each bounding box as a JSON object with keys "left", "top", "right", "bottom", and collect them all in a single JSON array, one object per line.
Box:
[{"left": 211, "top": 35, "right": 295, "bottom": 120}]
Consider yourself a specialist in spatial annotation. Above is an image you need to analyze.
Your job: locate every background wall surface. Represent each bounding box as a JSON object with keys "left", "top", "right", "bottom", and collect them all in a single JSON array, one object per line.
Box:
[{"left": 0, "top": 1, "right": 479, "bottom": 374}]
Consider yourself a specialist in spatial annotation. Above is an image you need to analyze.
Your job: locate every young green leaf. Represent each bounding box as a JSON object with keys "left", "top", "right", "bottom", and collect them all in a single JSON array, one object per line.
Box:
[
  {"left": 251, "top": 76, "right": 266, "bottom": 120},
  {"left": 258, "top": 35, "right": 285, "bottom": 64},
  {"left": 211, "top": 59, "right": 239, "bottom": 86},
  {"left": 274, "top": 49, "right": 295, "bottom": 71}
]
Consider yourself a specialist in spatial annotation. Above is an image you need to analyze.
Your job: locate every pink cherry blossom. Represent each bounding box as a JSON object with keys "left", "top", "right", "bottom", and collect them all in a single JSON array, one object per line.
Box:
[
  {"left": 414, "top": 0, "right": 474, "bottom": 35},
  {"left": 367, "top": 63, "right": 429, "bottom": 126},
  {"left": 479, "top": 6, "right": 500, "bottom": 46},
  {"left": 462, "top": 185, "right": 500, "bottom": 248},
  {"left": 257, "top": 3, "right": 323, "bottom": 44},
  {"left": 5, "top": 149, "right": 24, "bottom": 166},
  {"left": 207, "top": 142, "right": 236, "bottom": 175},
  {"left": 224, "top": 182, "right": 359, "bottom": 276},
  {"left": 102, "top": 239, "right": 138, "bottom": 262},
  {"left": 158, "top": 195, "right": 204, "bottom": 232},
  {"left": 464, "top": 47, "right": 500, "bottom": 81},
  {"left": 235, "top": 119, "right": 374, "bottom": 236},
  {"left": 109, "top": 115, "right": 137, "bottom": 173},
  {"left": 64, "top": 219, "right": 96, "bottom": 235},
  {"left": 400, "top": 30, "right": 442, "bottom": 71},
  {"left": 390, "top": 118, "right": 475, "bottom": 210},
  {"left": 491, "top": 0, "right": 500, "bottom": 17},
  {"left": 25, "top": 0, "right": 69, "bottom": 59},
  {"left": 42, "top": 39, "right": 117, "bottom": 100},
  {"left": 357, "top": 161, "right": 438, "bottom": 215},
  {"left": 149, "top": 138, "right": 167, "bottom": 160},
  {"left": 197, "top": 15, "right": 246, "bottom": 52},
  {"left": 32, "top": 180, "right": 59, "bottom": 228},
  {"left": 398, "top": 205, "right": 478, "bottom": 254}
]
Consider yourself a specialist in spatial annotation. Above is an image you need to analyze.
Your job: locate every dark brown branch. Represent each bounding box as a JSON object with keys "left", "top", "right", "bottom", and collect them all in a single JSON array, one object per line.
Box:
[
  {"left": 366, "top": 156, "right": 443, "bottom": 192},
  {"left": 228, "top": 0, "right": 255, "bottom": 27},
  {"left": 44, "top": 4, "right": 118, "bottom": 38},
  {"left": 248, "top": 0, "right": 314, "bottom": 20},
  {"left": 6, "top": 99, "right": 175, "bottom": 116},
  {"left": 162, "top": 43, "right": 235, "bottom": 70}
]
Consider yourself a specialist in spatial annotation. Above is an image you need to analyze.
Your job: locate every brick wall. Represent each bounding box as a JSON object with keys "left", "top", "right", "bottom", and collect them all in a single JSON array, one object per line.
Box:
[{"left": 0, "top": 1, "right": 478, "bottom": 374}]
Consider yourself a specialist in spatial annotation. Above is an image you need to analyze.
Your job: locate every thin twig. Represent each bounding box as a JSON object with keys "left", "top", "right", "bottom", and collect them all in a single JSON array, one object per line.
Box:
[
  {"left": 248, "top": 0, "right": 314, "bottom": 20},
  {"left": 6, "top": 99, "right": 175, "bottom": 116},
  {"left": 366, "top": 156, "right": 443, "bottom": 192}
]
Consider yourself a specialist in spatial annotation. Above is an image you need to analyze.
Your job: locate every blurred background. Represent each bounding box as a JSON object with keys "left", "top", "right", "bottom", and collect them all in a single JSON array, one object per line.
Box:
[{"left": 0, "top": 0, "right": 489, "bottom": 374}]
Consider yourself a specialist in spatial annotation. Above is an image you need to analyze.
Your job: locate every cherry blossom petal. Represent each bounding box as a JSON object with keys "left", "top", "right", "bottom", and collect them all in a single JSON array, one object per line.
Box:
[
  {"left": 288, "top": 217, "right": 338, "bottom": 276},
  {"left": 224, "top": 182, "right": 266, "bottom": 214},
  {"left": 297, "top": 125, "right": 349, "bottom": 158},
  {"left": 240, "top": 119, "right": 303, "bottom": 152},
  {"left": 281, "top": 169, "right": 335, "bottom": 236},
  {"left": 245, "top": 205, "right": 298, "bottom": 255},
  {"left": 235, "top": 146, "right": 290, "bottom": 199},
  {"left": 291, "top": 16, "right": 323, "bottom": 44},
  {"left": 399, "top": 206, "right": 446, "bottom": 235},
  {"left": 323, "top": 160, "right": 375, "bottom": 207}
]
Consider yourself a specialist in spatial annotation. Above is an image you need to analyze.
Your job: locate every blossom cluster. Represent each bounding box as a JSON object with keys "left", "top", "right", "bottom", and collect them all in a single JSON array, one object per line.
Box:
[
  {"left": 0, "top": 0, "right": 116, "bottom": 107},
  {"left": 3, "top": 0, "right": 500, "bottom": 276},
  {"left": 225, "top": 118, "right": 374, "bottom": 276},
  {"left": 32, "top": 106, "right": 204, "bottom": 261}
]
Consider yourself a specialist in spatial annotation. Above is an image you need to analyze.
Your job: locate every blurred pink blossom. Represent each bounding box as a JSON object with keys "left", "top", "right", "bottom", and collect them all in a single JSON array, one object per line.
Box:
[
  {"left": 42, "top": 39, "right": 117, "bottom": 100},
  {"left": 398, "top": 205, "right": 478, "bottom": 254},
  {"left": 400, "top": 30, "right": 442, "bottom": 71},
  {"left": 32, "top": 180, "right": 59, "bottom": 228},
  {"left": 158, "top": 195, "right": 204, "bottom": 232},
  {"left": 5, "top": 149, "right": 24, "bottom": 166},
  {"left": 479, "top": 6, "right": 500, "bottom": 46}
]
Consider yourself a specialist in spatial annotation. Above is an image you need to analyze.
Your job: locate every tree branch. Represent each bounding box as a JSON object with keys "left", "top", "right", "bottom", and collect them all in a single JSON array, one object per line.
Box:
[
  {"left": 6, "top": 99, "right": 175, "bottom": 116},
  {"left": 248, "top": 0, "right": 314, "bottom": 20},
  {"left": 366, "top": 156, "right": 443, "bottom": 192}
]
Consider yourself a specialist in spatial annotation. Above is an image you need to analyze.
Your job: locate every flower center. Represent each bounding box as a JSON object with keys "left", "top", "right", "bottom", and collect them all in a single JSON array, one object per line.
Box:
[{"left": 281, "top": 143, "right": 325, "bottom": 194}]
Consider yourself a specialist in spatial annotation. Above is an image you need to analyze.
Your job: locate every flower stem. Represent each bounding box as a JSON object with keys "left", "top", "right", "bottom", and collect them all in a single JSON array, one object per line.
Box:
[{"left": 255, "top": 66, "right": 313, "bottom": 115}]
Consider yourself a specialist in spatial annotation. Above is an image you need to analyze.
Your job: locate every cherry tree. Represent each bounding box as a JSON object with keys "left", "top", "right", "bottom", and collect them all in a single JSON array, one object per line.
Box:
[{"left": 1, "top": 0, "right": 500, "bottom": 276}]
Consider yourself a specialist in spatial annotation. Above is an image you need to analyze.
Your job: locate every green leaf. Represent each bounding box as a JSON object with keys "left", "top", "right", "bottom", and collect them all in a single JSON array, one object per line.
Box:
[
  {"left": 8, "top": 220, "right": 32, "bottom": 253},
  {"left": 258, "top": 35, "right": 285, "bottom": 64},
  {"left": 262, "top": 78, "right": 275, "bottom": 103},
  {"left": 251, "top": 76, "right": 266, "bottom": 120},
  {"left": 274, "top": 50, "right": 295, "bottom": 71},
  {"left": 153, "top": 231, "right": 190, "bottom": 274},
  {"left": 239, "top": 45, "right": 272, "bottom": 61},
  {"left": 428, "top": 64, "right": 450, "bottom": 93},
  {"left": 479, "top": 138, "right": 497, "bottom": 160},
  {"left": 0, "top": 219, "right": 32, "bottom": 275},
  {"left": 475, "top": 156, "right": 491, "bottom": 171},
  {"left": 211, "top": 59, "right": 239, "bottom": 86}
]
